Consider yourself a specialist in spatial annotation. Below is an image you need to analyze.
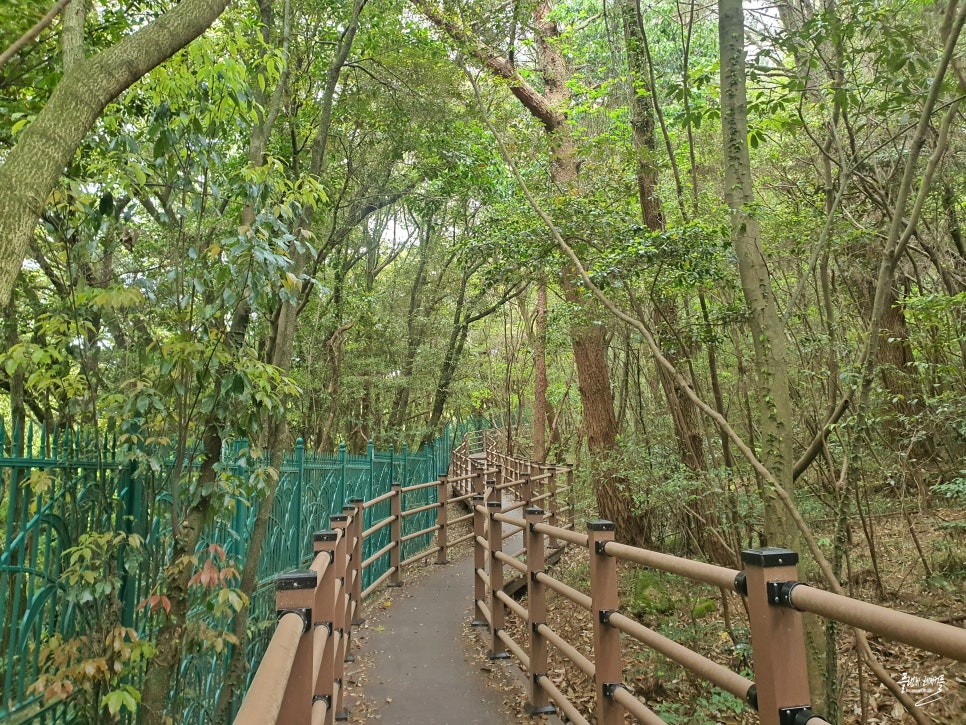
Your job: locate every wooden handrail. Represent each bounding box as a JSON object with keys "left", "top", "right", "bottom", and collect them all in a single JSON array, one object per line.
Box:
[
  {"left": 468, "top": 442, "right": 959, "bottom": 725},
  {"left": 602, "top": 540, "right": 739, "bottom": 591},
  {"left": 234, "top": 463, "right": 454, "bottom": 724},
  {"left": 233, "top": 611, "right": 303, "bottom": 724},
  {"left": 789, "top": 583, "right": 966, "bottom": 661},
  {"left": 241, "top": 435, "right": 941, "bottom": 725}
]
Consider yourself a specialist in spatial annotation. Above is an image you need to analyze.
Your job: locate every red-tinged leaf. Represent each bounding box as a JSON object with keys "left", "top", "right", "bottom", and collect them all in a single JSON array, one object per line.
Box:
[
  {"left": 209, "top": 543, "right": 227, "bottom": 561},
  {"left": 200, "top": 559, "right": 219, "bottom": 587},
  {"left": 137, "top": 594, "right": 163, "bottom": 611}
]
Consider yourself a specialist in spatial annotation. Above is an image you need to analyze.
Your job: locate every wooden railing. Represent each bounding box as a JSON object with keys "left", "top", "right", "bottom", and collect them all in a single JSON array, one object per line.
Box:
[
  {"left": 233, "top": 435, "right": 966, "bottom": 725},
  {"left": 470, "top": 448, "right": 966, "bottom": 725},
  {"left": 232, "top": 429, "right": 574, "bottom": 724}
]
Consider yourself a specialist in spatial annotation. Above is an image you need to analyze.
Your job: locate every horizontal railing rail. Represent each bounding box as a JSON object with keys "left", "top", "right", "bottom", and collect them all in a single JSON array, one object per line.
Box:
[
  {"left": 469, "top": 446, "right": 964, "bottom": 725},
  {"left": 235, "top": 434, "right": 573, "bottom": 725},
  {"left": 234, "top": 432, "right": 497, "bottom": 724}
]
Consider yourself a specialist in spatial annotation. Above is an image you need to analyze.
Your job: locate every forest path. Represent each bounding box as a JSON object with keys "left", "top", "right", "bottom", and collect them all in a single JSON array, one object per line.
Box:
[{"left": 349, "top": 551, "right": 545, "bottom": 724}]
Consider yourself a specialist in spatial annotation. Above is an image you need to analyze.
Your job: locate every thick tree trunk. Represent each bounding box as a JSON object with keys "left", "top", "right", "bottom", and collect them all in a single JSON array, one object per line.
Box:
[
  {"left": 0, "top": 0, "right": 231, "bottom": 306},
  {"left": 877, "top": 284, "right": 933, "bottom": 465},
  {"left": 414, "top": 0, "right": 644, "bottom": 539},
  {"left": 535, "top": 2, "right": 647, "bottom": 541},
  {"left": 623, "top": 0, "right": 710, "bottom": 549},
  {"left": 566, "top": 294, "right": 643, "bottom": 537},
  {"left": 621, "top": 0, "right": 663, "bottom": 229}
]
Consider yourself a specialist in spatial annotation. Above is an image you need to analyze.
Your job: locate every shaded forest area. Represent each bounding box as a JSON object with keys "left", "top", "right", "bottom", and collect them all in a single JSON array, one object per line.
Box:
[{"left": 1, "top": 0, "right": 965, "bottom": 722}]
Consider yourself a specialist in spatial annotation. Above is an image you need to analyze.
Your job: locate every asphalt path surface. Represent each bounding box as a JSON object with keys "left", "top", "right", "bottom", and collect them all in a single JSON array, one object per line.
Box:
[{"left": 357, "top": 554, "right": 521, "bottom": 724}]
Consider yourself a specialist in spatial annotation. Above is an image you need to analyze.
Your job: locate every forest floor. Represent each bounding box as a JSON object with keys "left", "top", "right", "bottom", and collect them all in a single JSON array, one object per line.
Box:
[{"left": 345, "top": 503, "right": 964, "bottom": 724}]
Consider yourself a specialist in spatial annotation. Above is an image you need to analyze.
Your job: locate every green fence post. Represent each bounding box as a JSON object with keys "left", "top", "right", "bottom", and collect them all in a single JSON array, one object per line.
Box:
[
  {"left": 295, "top": 438, "right": 305, "bottom": 556},
  {"left": 363, "top": 440, "right": 374, "bottom": 587},
  {"left": 423, "top": 442, "right": 433, "bottom": 542},
  {"left": 388, "top": 443, "right": 394, "bottom": 488},
  {"left": 367, "top": 440, "right": 374, "bottom": 501},
  {"left": 338, "top": 442, "right": 347, "bottom": 510},
  {"left": 120, "top": 458, "right": 141, "bottom": 628},
  {"left": 400, "top": 443, "right": 408, "bottom": 487}
]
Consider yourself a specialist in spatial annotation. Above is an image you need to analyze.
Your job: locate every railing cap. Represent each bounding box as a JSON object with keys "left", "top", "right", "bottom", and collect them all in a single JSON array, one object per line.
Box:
[
  {"left": 587, "top": 520, "right": 615, "bottom": 532},
  {"left": 741, "top": 547, "right": 799, "bottom": 568},
  {"left": 331, "top": 514, "right": 349, "bottom": 523},
  {"left": 486, "top": 501, "right": 501, "bottom": 508},
  {"left": 350, "top": 497, "right": 364, "bottom": 504},
  {"left": 525, "top": 507, "right": 544, "bottom": 516},
  {"left": 275, "top": 571, "right": 318, "bottom": 591},
  {"left": 314, "top": 530, "right": 338, "bottom": 542}
]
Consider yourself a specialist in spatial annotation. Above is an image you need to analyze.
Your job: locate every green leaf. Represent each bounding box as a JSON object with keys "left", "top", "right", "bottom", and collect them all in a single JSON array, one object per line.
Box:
[{"left": 102, "top": 687, "right": 139, "bottom": 717}]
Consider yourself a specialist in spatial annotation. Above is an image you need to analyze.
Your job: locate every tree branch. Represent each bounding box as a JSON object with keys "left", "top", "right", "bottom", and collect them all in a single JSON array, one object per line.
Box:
[
  {"left": 410, "top": 0, "right": 563, "bottom": 130},
  {"left": 0, "top": 0, "right": 73, "bottom": 73}
]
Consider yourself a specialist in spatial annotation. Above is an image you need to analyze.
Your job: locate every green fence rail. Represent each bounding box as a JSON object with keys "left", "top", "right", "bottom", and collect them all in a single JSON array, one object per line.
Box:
[{"left": 0, "top": 419, "right": 488, "bottom": 723}]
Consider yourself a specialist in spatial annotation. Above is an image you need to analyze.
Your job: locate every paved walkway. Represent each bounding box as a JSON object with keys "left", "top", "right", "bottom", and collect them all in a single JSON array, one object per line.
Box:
[{"left": 353, "top": 554, "right": 520, "bottom": 725}]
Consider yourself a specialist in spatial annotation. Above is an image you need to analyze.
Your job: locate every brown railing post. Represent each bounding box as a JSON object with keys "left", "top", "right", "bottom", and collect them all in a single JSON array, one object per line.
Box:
[
  {"left": 275, "top": 570, "right": 317, "bottom": 723},
  {"left": 545, "top": 465, "right": 559, "bottom": 550},
  {"left": 389, "top": 483, "right": 403, "bottom": 587},
  {"left": 487, "top": 500, "right": 509, "bottom": 660},
  {"left": 525, "top": 507, "right": 555, "bottom": 715},
  {"left": 472, "top": 459, "right": 485, "bottom": 497},
  {"left": 493, "top": 464, "right": 503, "bottom": 503},
  {"left": 314, "top": 530, "right": 338, "bottom": 724},
  {"left": 436, "top": 474, "right": 449, "bottom": 564},
  {"left": 471, "top": 494, "right": 487, "bottom": 627},
  {"left": 588, "top": 520, "right": 624, "bottom": 725},
  {"left": 330, "top": 514, "right": 350, "bottom": 721},
  {"left": 521, "top": 472, "right": 533, "bottom": 507},
  {"left": 740, "top": 548, "right": 812, "bottom": 725},
  {"left": 347, "top": 501, "right": 365, "bottom": 626},
  {"left": 566, "top": 466, "right": 575, "bottom": 526}
]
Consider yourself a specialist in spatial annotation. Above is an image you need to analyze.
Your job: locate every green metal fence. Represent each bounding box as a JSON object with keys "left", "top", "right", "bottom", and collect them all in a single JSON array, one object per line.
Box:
[{"left": 0, "top": 420, "right": 480, "bottom": 723}]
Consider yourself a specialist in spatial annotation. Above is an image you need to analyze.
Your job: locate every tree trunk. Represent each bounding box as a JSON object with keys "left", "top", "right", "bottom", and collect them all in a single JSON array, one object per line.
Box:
[
  {"left": 140, "top": 421, "right": 222, "bottom": 724},
  {"left": 413, "top": 0, "right": 647, "bottom": 540},
  {"left": 535, "top": 2, "right": 647, "bottom": 541},
  {"left": 621, "top": 0, "right": 663, "bottom": 229},
  {"left": 878, "top": 283, "right": 933, "bottom": 466},
  {"left": 390, "top": 224, "right": 432, "bottom": 430},
  {"left": 0, "top": 0, "right": 231, "bottom": 306},
  {"left": 533, "top": 282, "right": 549, "bottom": 461},
  {"left": 623, "top": 0, "right": 710, "bottom": 548},
  {"left": 720, "top": 0, "right": 828, "bottom": 705},
  {"left": 719, "top": 0, "right": 796, "bottom": 547}
]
